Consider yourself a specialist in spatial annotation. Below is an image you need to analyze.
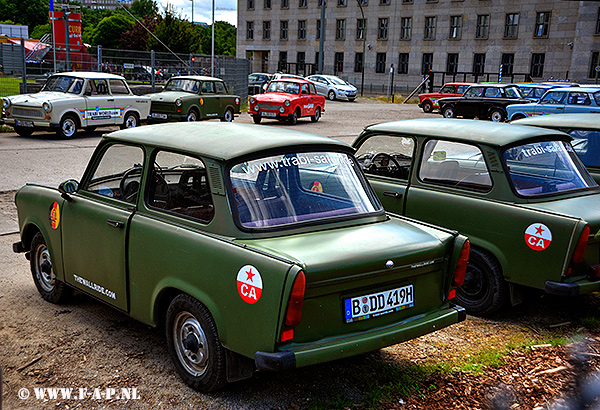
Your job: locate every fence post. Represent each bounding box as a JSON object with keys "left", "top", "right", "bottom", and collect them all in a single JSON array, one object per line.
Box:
[
  {"left": 97, "top": 45, "right": 102, "bottom": 72},
  {"left": 20, "top": 38, "right": 27, "bottom": 94},
  {"left": 151, "top": 50, "right": 155, "bottom": 93}
]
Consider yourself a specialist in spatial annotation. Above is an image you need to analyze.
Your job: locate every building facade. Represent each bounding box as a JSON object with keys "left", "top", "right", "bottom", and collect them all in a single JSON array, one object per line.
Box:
[{"left": 237, "top": 0, "right": 600, "bottom": 89}]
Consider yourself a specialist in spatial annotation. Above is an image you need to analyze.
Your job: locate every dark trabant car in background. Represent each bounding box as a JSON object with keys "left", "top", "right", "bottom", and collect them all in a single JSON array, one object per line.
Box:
[
  {"left": 418, "top": 82, "right": 476, "bottom": 113},
  {"left": 353, "top": 118, "right": 600, "bottom": 316},
  {"left": 147, "top": 75, "right": 241, "bottom": 122},
  {"left": 438, "top": 83, "right": 530, "bottom": 122},
  {"left": 13, "top": 122, "right": 469, "bottom": 391}
]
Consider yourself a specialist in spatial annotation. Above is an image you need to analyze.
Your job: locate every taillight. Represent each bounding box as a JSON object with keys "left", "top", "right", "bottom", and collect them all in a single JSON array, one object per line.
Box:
[
  {"left": 284, "top": 271, "right": 305, "bottom": 327},
  {"left": 452, "top": 240, "right": 470, "bottom": 287},
  {"left": 572, "top": 225, "right": 590, "bottom": 265}
]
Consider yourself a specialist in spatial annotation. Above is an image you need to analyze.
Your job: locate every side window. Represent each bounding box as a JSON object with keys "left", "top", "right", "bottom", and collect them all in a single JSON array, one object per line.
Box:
[
  {"left": 301, "top": 84, "right": 310, "bottom": 95},
  {"left": 440, "top": 85, "right": 453, "bottom": 93},
  {"left": 96, "top": 79, "right": 109, "bottom": 95},
  {"left": 355, "top": 135, "right": 415, "bottom": 180},
  {"left": 567, "top": 92, "right": 591, "bottom": 105},
  {"left": 464, "top": 87, "right": 483, "bottom": 97},
  {"left": 484, "top": 88, "right": 500, "bottom": 97},
  {"left": 457, "top": 85, "right": 469, "bottom": 94},
  {"left": 109, "top": 79, "right": 130, "bottom": 95},
  {"left": 84, "top": 144, "right": 145, "bottom": 203},
  {"left": 215, "top": 81, "right": 227, "bottom": 94},
  {"left": 310, "top": 83, "right": 317, "bottom": 94},
  {"left": 541, "top": 91, "right": 566, "bottom": 104},
  {"left": 201, "top": 82, "right": 216, "bottom": 94},
  {"left": 419, "top": 139, "right": 492, "bottom": 192},
  {"left": 147, "top": 151, "right": 214, "bottom": 223}
]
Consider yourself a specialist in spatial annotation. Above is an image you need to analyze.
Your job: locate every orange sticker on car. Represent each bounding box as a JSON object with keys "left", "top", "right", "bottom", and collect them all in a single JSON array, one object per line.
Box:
[
  {"left": 525, "top": 223, "right": 552, "bottom": 251},
  {"left": 236, "top": 265, "right": 263, "bottom": 304},
  {"left": 49, "top": 202, "right": 60, "bottom": 230},
  {"left": 199, "top": 98, "right": 204, "bottom": 105},
  {"left": 311, "top": 181, "right": 323, "bottom": 193}
]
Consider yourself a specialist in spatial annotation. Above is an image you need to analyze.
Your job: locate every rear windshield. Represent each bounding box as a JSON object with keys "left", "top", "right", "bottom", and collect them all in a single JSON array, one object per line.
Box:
[
  {"left": 229, "top": 151, "right": 381, "bottom": 229},
  {"left": 164, "top": 79, "right": 201, "bottom": 93},
  {"left": 503, "top": 140, "right": 597, "bottom": 197}
]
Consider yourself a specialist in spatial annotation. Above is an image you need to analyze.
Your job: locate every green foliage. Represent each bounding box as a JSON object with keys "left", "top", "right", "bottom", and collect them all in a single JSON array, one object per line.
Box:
[
  {"left": 30, "top": 23, "right": 51, "bottom": 39},
  {"left": 129, "top": 0, "right": 159, "bottom": 19},
  {"left": 90, "top": 14, "right": 135, "bottom": 48},
  {"left": 213, "top": 21, "right": 236, "bottom": 56},
  {"left": 0, "top": 0, "right": 48, "bottom": 30},
  {"left": 148, "top": 5, "right": 199, "bottom": 54}
]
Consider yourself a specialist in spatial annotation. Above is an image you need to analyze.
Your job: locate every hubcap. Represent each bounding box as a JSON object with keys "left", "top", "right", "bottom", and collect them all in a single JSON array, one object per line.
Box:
[
  {"left": 491, "top": 112, "right": 502, "bottom": 122},
  {"left": 35, "top": 243, "right": 55, "bottom": 292},
  {"left": 187, "top": 112, "right": 197, "bottom": 121},
  {"left": 173, "top": 311, "right": 208, "bottom": 377},
  {"left": 62, "top": 119, "right": 76, "bottom": 137},
  {"left": 125, "top": 116, "right": 137, "bottom": 128}
]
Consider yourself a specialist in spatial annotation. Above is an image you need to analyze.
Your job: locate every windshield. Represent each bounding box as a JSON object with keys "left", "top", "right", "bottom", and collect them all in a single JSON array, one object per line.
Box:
[
  {"left": 503, "top": 140, "right": 597, "bottom": 197},
  {"left": 265, "top": 81, "right": 300, "bottom": 94},
  {"left": 249, "top": 74, "right": 268, "bottom": 82},
  {"left": 328, "top": 77, "right": 346, "bottom": 85},
  {"left": 41, "top": 76, "right": 84, "bottom": 94},
  {"left": 229, "top": 151, "right": 381, "bottom": 229},
  {"left": 569, "top": 130, "right": 600, "bottom": 167},
  {"left": 164, "top": 79, "right": 201, "bottom": 93}
]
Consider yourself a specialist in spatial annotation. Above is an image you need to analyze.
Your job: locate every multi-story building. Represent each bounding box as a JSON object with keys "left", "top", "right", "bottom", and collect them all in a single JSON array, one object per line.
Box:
[
  {"left": 237, "top": 0, "right": 600, "bottom": 90},
  {"left": 79, "top": 0, "right": 132, "bottom": 11}
]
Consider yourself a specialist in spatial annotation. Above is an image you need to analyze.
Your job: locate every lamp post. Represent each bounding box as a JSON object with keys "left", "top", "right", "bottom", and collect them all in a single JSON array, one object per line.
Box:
[
  {"left": 357, "top": 0, "right": 365, "bottom": 96},
  {"left": 211, "top": 0, "right": 215, "bottom": 76},
  {"left": 189, "top": 0, "right": 194, "bottom": 23}
]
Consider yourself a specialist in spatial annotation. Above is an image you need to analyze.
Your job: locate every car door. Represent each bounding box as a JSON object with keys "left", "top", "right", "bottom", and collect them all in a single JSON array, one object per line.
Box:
[
  {"left": 300, "top": 83, "right": 316, "bottom": 116},
  {"left": 311, "top": 76, "right": 328, "bottom": 96},
  {"left": 214, "top": 80, "right": 230, "bottom": 115},
  {"left": 61, "top": 143, "right": 145, "bottom": 311},
  {"left": 535, "top": 90, "right": 566, "bottom": 115},
  {"left": 108, "top": 78, "right": 136, "bottom": 124},
  {"left": 82, "top": 78, "right": 117, "bottom": 127},
  {"left": 200, "top": 81, "right": 219, "bottom": 118},
  {"left": 459, "top": 86, "right": 484, "bottom": 118},
  {"left": 565, "top": 91, "right": 597, "bottom": 114}
]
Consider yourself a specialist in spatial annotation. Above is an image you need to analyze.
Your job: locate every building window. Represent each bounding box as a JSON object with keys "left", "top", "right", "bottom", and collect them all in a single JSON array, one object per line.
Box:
[
  {"left": 376, "top": 53, "right": 387, "bottom": 73},
  {"left": 596, "top": 8, "right": 600, "bottom": 34},
  {"left": 246, "top": 21, "right": 254, "bottom": 39},
  {"left": 446, "top": 53, "right": 458, "bottom": 74},
  {"left": 297, "top": 51, "right": 306, "bottom": 64},
  {"left": 402, "top": 0, "right": 412, "bottom": 3},
  {"left": 378, "top": 18, "right": 389, "bottom": 40},
  {"left": 398, "top": 53, "right": 409, "bottom": 74},
  {"left": 315, "top": 51, "right": 321, "bottom": 67},
  {"left": 280, "top": 20, "right": 288, "bottom": 39},
  {"left": 338, "top": 0, "right": 346, "bottom": 5},
  {"left": 473, "top": 53, "right": 485, "bottom": 75},
  {"left": 590, "top": 52, "right": 600, "bottom": 78},
  {"left": 476, "top": 14, "right": 489, "bottom": 39},
  {"left": 359, "top": 0, "right": 368, "bottom": 5},
  {"left": 400, "top": 17, "right": 412, "bottom": 40},
  {"left": 356, "top": 19, "right": 365, "bottom": 40},
  {"left": 380, "top": 0, "right": 390, "bottom": 5},
  {"left": 530, "top": 53, "right": 545, "bottom": 78},
  {"left": 449, "top": 15, "right": 462, "bottom": 39},
  {"left": 501, "top": 53, "right": 514, "bottom": 76},
  {"left": 298, "top": 20, "right": 306, "bottom": 39},
  {"left": 354, "top": 52, "right": 363, "bottom": 72},
  {"left": 335, "top": 52, "right": 344, "bottom": 73},
  {"left": 336, "top": 19, "right": 346, "bottom": 40},
  {"left": 424, "top": 16, "right": 436, "bottom": 40},
  {"left": 422, "top": 53, "right": 433, "bottom": 74},
  {"left": 281, "top": 0, "right": 289, "bottom": 7},
  {"left": 264, "top": 0, "right": 271, "bottom": 9},
  {"left": 316, "top": 20, "right": 324, "bottom": 40},
  {"left": 279, "top": 51, "right": 288, "bottom": 68},
  {"left": 318, "top": 0, "right": 325, "bottom": 6},
  {"left": 263, "top": 21, "right": 271, "bottom": 39},
  {"left": 504, "top": 13, "right": 519, "bottom": 39},
  {"left": 248, "top": 0, "right": 254, "bottom": 9},
  {"left": 534, "top": 12, "right": 550, "bottom": 38},
  {"left": 299, "top": 0, "right": 307, "bottom": 7}
]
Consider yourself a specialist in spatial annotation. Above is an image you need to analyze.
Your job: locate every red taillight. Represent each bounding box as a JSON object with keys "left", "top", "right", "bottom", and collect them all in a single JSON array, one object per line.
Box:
[
  {"left": 452, "top": 240, "right": 470, "bottom": 287},
  {"left": 284, "top": 271, "right": 305, "bottom": 328},
  {"left": 572, "top": 225, "right": 590, "bottom": 265}
]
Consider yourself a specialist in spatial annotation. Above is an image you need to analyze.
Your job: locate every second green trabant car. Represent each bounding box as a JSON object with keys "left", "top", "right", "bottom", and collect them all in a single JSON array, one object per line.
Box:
[
  {"left": 13, "top": 122, "right": 468, "bottom": 392},
  {"left": 147, "top": 75, "right": 241, "bottom": 123}
]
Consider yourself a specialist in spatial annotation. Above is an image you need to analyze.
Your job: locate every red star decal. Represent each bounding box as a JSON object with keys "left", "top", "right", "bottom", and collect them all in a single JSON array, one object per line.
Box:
[
  {"left": 246, "top": 268, "right": 255, "bottom": 282},
  {"left": 535, "top": 226, "right": 544, "bottom": 235}
]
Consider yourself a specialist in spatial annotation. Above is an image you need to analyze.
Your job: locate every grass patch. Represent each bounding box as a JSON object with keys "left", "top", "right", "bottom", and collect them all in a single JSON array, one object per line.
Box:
[
  {"left": 0, "top": 76, "right": 36, "bottom": 97},
  {"left": 0, "top": 124, "right": 14, "bottom": 133}
]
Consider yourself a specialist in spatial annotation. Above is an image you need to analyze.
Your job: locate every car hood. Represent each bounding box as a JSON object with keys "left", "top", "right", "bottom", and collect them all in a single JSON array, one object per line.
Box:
[
  {"left": 254, "top": 93, "right": 298, "bottom": 103},
  {"left": 525, "top": 192, "right": 600, "bottom": 233},
  {"left": 506, "top": 102, "right": 539, "bottom": 113},
  {"left": 7, "top": 92, "right": 76, "bottom": 106},
  {"left": 238, "top": 218, "right": 453, "bottom": 283},
  {"left": 149, "top": 91, "right": 195, "bottom": 102},
  {"left": 333, "top": 84, "right": 357, "bottom": 92}
]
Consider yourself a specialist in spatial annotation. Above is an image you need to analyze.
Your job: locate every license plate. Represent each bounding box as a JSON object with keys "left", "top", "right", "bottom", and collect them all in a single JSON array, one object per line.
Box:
[
  {"left": 344, "top": 284, "right": 414, "bottom": 323},
  {"left": 151, "top": 113, "right": 167, "bottom": 119},
  {"left": 15, "top": 119, "right": 34, "bottom": 127},
  {"left": 261, "top": 111, "right": 277, "bottom": 117}
]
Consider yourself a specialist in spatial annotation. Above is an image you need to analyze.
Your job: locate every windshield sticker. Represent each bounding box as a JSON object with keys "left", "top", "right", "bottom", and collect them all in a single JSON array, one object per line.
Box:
[
  {"left": 49, "top": 202, "right": 60, "bottom": 230},
  {"left": 517, "top": 143, "right": 560, "bottom": 159},
  {"left": 525, "top": 223, "right": 552, "bottom": 251},
  {"left": 239, "top": 154, "right": 354, "bottom": 175},
  {"left": 311, "top": 181, "right": 323, "bottom": 192},
  {"left": 237, "top": 265, "right": 263, "bottom": 304}
]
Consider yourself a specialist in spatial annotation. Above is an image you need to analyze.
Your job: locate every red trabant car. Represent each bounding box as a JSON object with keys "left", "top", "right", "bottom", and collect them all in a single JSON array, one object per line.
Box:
[
  {"left": 418, "top": 83, "right": 476, "bottom": 113},
  {"left": 249, "top": 79, "right": 325, "bottom": 125}
]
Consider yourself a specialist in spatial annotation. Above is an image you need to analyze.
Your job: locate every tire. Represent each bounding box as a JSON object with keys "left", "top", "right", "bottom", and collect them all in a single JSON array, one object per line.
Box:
[
  {"left": 14, "top": 126, "right": 33, "bottom": 137},
  {"left": 510, "top": 114, "right": 526, "bottom": 122},
  {"left": 220, "top": 108, "right": 234, "bottom": 122},
  {"left": 442, "top": 106, "right": 455, "bottom": 118},
  {"left": 327, "top": 90, "right": 336, "bottom": 101},
  {"left": 288, "top": 109, "right": 299, "bottom": 125},
  {"left": 348, "top": 98, "right": 356, "bottom": 102},
  {"left": 120, "top": 112, "right": 139, "bottom": 129},
  {"left": 186, "top": 109, "right": 199, "bottom": 122},
  {"left": 252, "top": 115, "right": 262, "bottom": 124},
  {"left": 422, "top": 100, "right": 434, "bottom": 113},
  {"left": 455, "top": 247, "right": 508, "bottom": 316},
  {"left": 57, "top": 114, "right": 78, "bottom": 139},
  {"left": 489, "top": 109, "right": 506, "bottom": 123},
  {"left": 311, "top": 107, "right": 321, "bottom": 122},
  {"left": 30, "top": 232, "right": 73, "bottom": 304},
  {"left": 166, "top": 294, "right": 227, "bottom": 392}
]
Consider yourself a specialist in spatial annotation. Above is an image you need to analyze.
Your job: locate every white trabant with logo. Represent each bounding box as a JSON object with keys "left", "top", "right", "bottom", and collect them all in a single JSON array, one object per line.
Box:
[{"left": 2, "top": 72, "right": 150, "bottom": 138}]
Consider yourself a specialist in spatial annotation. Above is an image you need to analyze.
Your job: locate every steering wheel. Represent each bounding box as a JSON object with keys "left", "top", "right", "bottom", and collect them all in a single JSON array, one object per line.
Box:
[
  {"left": 119, "top": 166, "right": 142, "bottom": 203},
  {"left": 373, "top": 153, "right": 402, "bottom": 174}
]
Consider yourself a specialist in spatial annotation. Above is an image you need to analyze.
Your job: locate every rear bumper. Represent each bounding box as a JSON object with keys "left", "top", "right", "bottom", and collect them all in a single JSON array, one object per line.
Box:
[
  {"left": 545, "top": 279, "right": 600, "bottom": 297},
  {"left": 255, "top": 305, "right": 465, "bottom": 371}
]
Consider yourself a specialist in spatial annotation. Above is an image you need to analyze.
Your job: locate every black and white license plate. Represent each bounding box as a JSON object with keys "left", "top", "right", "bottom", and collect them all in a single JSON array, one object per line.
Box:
[
  {"left": 261, "top": 111, "right": 277, "bottom": 117},
  {"left": 151, "top": 113, "right": 167, "bottom": 119},
  {"left": 15, "top": 119, "right": 34, "bottom": 127},
  {"left": 344, "top": 284, "right": 414, "bottom": 323}
]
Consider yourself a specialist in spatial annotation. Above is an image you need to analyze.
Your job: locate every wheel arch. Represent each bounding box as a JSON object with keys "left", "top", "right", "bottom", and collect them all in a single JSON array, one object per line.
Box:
[{"left": 60, "top": 110, "right": 82, "bottom": 128}]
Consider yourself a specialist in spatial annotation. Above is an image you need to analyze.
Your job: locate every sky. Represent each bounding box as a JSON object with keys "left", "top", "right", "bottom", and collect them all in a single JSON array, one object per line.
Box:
[{"left": 154, "top": 0, "right": 238, "bottom": 27}]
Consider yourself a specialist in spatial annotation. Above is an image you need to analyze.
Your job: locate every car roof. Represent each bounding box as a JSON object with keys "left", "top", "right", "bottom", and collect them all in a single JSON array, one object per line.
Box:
[
  {"left": 511, "top": 113, "right": 600, "bottom": 129},
  {"left": 361, "top": 118, "right": 570, "bottom": 147},
  {"left": 269, "top": 78, "right": 312, "bottom": 84},
  {"left": 167, "top": 75, "right": 224, "bottom": 82},
  {"left": 470, "top": 83, "right": 518, "bottom": 88},
  {"left": 51, "top": 71, "right": 127, "bottom": 80},
  {"left": 104, "top": 123, "right": 349, "bottom": 161},
  {"left": 546, "top": 86, "right": 600, "bottom": 93},
  {"left": 443, "top": 82, "right": 477, "bottom": 86}
]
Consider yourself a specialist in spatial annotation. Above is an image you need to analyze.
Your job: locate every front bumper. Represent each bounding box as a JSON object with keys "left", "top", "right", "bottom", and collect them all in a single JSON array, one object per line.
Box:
[{"left": 255, "top": 304, "right": 466, "bottom": 371}]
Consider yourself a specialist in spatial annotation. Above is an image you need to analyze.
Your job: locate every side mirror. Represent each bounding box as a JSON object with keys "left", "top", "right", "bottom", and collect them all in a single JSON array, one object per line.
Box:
[{"left": 58, "top": 179, "right": 79, "bottom": 201}]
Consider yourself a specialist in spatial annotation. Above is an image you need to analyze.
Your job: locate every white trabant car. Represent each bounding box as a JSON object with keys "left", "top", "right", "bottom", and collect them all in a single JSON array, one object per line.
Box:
[{"left": 1, "top": 72, "right": 151, "bottom": 138}]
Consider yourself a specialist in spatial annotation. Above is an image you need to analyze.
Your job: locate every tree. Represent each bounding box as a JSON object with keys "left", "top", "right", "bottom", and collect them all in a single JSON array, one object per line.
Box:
[
  {"left": 213, "top": 21, "right": 236, "bottom": 57},
  {"left": 90, "top": 14, "right": 135, "bottom": 49},
  {"left": 30, "top": 23, "right": 51, "bottom": 39},
  {"left": 148, "top": 5, "right": 198, "bottom": 54},
  {"left": 129, "top": 0, "right": 159, "bottom": 19},
  {"left": 121, "top": 16, "right": 158, "bottom": 51},
  {"left": 0, "top": 0, "right": 49, "bottom": 30}
]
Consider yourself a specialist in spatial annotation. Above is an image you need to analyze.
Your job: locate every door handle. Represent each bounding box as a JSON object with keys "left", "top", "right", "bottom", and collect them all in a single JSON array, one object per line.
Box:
[
  {"left": 383, "top": 191, "right": 403, "bottom": 199},
  {"left": 106, "top": 219, "right": 125, "bottom": 228},
  {"left": 107, "top": 99, "right": 114, "bottom": 102}
]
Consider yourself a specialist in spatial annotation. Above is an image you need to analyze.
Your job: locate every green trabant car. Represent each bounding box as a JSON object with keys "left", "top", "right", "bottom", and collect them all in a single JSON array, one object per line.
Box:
[
  {"left": 13, "top": 123, "right": 469, "bottom": 391},
  {"left": 353, "top": 118, "right": 600, "bottom": 316},
  {"left": 147, "top": 76, "right": 241, "bottom": 122}
]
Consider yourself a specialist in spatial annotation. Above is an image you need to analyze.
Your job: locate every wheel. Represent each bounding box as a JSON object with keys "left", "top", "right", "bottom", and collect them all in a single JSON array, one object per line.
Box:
[
  {"left": 186, "top": 109, "right": 199, "bottom": 122},
  {"left": 489, "top": 109, "right": 505, "bottom": 123},
  {"left": 84, "top": 126, "right": 97, "bottom": 133},
  {"left": 327, "top": 90, "right": 336, "bottom": 101},
  {"left": 442, "top": 106, "right": 455, "bottom": 118},
  {"left": 422, "top": 100, "right": 434, "bottom": 113},
  {"left": 30, "top": 232, "right": 73, "bottom": 304},
  {"left": 288, "top": 109, "right": 299, "bottom": 125},
  {"left": 252, "top": 115, "right": 262, "bottom": 124},
  {"left": 14, "top": 126, "right": 33, "bottom": 137},
  {"left": 166, "top": 294, "right": 227, "bottom": 392},
  {"left": 455, "top": 247, "right": 508, "bottom": 316},
  {"left": 120, "top": 112, "right": 139, "bottom": 129},
  {"left": 57, "top": 114, "right": 78, "bottom": 139},
  {"left": 311, "top": 107, "right": 321, "bottom": 122},
  {"left": 220, "top": 108, "right": 234, "bottom": 122},
  {"left": 348, "top": 98, "right": 356, "bottom": 102}
]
